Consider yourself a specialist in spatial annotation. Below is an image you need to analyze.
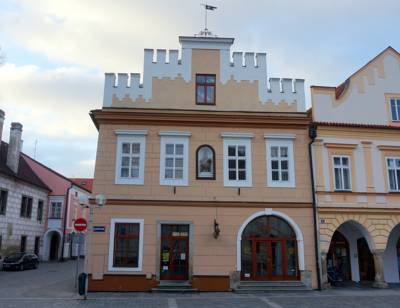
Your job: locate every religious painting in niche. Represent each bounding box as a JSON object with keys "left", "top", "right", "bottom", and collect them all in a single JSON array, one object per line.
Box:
[{"left": 196, "top": 145, "right": 215, "bottom": 179}]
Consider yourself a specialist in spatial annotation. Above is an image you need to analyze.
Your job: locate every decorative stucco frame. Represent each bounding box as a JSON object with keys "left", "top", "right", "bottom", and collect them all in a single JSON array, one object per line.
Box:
[{"left": 236, "top": 208, "right": 305, "bottom": 272}]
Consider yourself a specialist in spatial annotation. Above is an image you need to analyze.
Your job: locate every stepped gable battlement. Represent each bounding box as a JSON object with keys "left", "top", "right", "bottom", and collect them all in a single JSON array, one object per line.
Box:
[{"left": 103, "top": 36, "right": 305, "bottom": 111}]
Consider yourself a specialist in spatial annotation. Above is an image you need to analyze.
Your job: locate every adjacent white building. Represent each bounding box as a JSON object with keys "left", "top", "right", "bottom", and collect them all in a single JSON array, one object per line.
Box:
[{"left": 0, "top": 110, "right": 50, "bottom": 258}]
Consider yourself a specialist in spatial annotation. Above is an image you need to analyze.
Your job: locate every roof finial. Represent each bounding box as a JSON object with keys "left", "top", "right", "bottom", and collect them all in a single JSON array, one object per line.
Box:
[{"left": 198, "top": 2, "right": 217, "bottom": 37}]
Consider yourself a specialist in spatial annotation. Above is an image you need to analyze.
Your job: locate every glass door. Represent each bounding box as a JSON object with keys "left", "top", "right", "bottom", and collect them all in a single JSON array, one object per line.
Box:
[
  {"left": 254, "top": 240, "right": 268, "bottom": 280},
  {"left": 270, "top": 240, "right": 284, "bottom": 280},
  {"left": 160, "top": 224, "right": 189, "bottom": 280}
]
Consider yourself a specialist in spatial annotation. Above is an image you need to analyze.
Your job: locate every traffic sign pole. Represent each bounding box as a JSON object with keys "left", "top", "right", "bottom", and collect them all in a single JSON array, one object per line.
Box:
[
  {"left": 74, "top": 232, "right": 79, "bottom": 289},
  {"left": 73, "top": 218, "right": 87, "bottom": 291}
]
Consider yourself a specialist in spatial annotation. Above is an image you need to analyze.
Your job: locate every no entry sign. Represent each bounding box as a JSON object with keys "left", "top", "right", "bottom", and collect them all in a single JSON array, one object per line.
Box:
[{"left": 74, "top": 218, "right": 88, "bottom": 232}]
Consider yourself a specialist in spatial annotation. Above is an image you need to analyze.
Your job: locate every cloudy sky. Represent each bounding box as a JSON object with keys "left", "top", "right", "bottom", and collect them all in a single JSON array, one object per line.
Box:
[{"left": 0, "top": 0, "right": 399, "bottom": 178}]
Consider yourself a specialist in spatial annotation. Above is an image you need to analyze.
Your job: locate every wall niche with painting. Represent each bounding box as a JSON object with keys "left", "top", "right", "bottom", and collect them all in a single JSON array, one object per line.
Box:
[{"left": 196, "top": 145, "right": 215, "bottom": 180}]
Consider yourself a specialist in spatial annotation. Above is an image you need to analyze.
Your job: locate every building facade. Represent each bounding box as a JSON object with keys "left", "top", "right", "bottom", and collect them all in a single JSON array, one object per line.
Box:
[
  {"left": 311, "top": 47, "right": 400, "bottom": 287},
  {"left": 0, "top": 109, "right": 92, "bottom": 261},
  {"left": 24, "top": 156, "right": 92, "bottom": 261},
  {"left": 88, "top": 36, "right": 318, "bottom": 291},
  {"left": 0, "top": 112, "right": 50, "bottom": 259}
]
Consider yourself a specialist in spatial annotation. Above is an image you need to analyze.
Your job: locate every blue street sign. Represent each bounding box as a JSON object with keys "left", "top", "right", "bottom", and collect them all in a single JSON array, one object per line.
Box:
[{"left": 93, "top": 226, "right": 106, "bottom": 232}]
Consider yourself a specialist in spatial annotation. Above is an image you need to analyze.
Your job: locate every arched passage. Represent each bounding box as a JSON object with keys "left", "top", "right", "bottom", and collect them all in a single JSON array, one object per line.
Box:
[
  {"left": 43, "top": 230, "right": 63, "bottom": 261},
  {"left": 383, "top": 224, "right": 400, "bottom": 283},
  {"left": 236, "top": 209, "right": 305, "bottom": 281},
  {"left": 325, "top": 220, "right": 375, "bottom": 285}
]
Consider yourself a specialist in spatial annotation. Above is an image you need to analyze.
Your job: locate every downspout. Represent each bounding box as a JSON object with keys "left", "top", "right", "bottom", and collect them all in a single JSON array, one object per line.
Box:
[
  {"left": 308, "top": 123, "right": 322, "bottom": 290},
  {"left": 60, "top": 184, "right": 73, "bottom": 262}
]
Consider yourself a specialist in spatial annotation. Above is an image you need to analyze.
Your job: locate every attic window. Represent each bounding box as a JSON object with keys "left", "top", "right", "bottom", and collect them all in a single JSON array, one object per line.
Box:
[
  {"left": 390, "top": 98, "right": 400, "bottom": 121},
  {"left": 196, "top": 74, "right": 216, "bottom": 105}
]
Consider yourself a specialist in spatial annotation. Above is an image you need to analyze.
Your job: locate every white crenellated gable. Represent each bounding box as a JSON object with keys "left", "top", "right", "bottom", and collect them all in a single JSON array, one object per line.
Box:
[
  {"left": 312, "top": 48, "right": 400, "bottom": 125},
  {"left": 103, "top": 36, "right": 306, "bottom": 112}
]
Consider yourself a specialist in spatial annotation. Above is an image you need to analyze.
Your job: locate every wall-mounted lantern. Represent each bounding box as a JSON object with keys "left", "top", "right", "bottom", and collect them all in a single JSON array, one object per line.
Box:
[{"left": 213, "top": 219, "right": 220, "bottom": 239}]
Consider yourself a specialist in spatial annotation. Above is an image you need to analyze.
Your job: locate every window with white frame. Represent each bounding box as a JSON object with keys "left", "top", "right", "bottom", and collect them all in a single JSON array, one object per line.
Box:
[
  {"left": 333, "top": 156, "right": 352, "bottom": 191},
  {"left": 159, "top": 132, "right": 190, "bottom": 186},
  {"left": 386, "top": 157, "right": 400, "bottom": 191},
  {"left": 222, "top": 135, "right": 252, "bottom": 187},
  {"left": 108, "top": 218, "right": 144, "bottom": 272},
  {"left": 115, "top": 131, "right": 146, "bottom": 185},
  {"left": 390, "top": 98, "right": 400, "bottom": 121},
  {"left": 49, "top": 201, "right": 62, "bottom": 219},
  {"left": 266, "top": 137, "right": 295, "bottom": 187}
]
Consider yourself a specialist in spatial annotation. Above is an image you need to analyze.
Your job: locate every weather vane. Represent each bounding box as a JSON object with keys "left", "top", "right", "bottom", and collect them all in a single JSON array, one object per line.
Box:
[{"left": 198, "top": 2, "right": 217, "bottom": 37}]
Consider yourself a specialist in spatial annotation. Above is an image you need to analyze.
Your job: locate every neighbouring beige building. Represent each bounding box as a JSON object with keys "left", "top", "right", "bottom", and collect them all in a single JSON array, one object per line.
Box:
[
  {"left": 87, "top": 35, "right": 318, "bottom": 291},
  {"left": 311, "top": 47, "right": 400, "bottom": 288}
]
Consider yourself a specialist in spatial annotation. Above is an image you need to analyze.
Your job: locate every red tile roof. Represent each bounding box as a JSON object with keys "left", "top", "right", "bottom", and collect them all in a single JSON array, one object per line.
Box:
[
  {"left": 0, "top": 141, "right": 50, "bottom": 191},
  {"left": 313, "top": 121, "right": 400, "bottom": 130},
  {"left": 69, "top": 178, "right": 94, "bottom": 192}
]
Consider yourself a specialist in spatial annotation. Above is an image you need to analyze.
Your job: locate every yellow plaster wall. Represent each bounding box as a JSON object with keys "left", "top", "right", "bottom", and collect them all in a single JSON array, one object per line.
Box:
[
  {"left": 88, "top": 204, "right": 317, "bottom": 288},
  {"left": 318, "top": 209, "right": 400, "bottom": 252},
  {"left": 92, "top": 124, "right": 312, "bottom": 203},
  {"left": 111, "top": 49, "right": 298, "bottom": 112}
]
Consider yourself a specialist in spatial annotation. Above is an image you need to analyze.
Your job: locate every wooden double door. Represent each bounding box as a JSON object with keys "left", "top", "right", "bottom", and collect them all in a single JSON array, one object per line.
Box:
[
  {"left": 160, "top": 224, "right": 189, "bottom": 280},
  {"left": 242, "top": 238, "right": 299, "bottom": 281}
]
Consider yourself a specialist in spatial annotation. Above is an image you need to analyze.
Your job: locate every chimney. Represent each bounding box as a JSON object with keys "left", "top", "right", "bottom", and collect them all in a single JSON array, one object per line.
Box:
[
  {"left": 7, "top": 122, "right": 23, "bottom": 174},
  {"left": 0, "top": 110, "right": 4, "bottom": 142}
]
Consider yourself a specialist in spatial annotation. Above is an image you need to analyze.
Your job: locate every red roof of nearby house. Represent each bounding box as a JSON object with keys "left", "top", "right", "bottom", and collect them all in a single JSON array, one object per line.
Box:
[
  {"left": 0, "top": 141, "right": 50, "bottom": 191},
  {"left": 22, "top": 153, "right": 92, "bottom": 194},
  {"left": 313, "top": 121, "right": 400, "bottom": 130},
  {"left": 70, "top": 178, "right": 94, "bottom": 192}
]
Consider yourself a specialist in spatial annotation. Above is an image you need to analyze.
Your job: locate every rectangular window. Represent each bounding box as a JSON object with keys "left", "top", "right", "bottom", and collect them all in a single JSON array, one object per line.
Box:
[
  {"left": 160, "top": 134, "right": 189, "bottom": 186},
  {"left": 37, "top": 200, "right": 43, "bottom": 222},
  {"left": 387, "top": 157, "right": 400, "bottom": 191},
  {"left": 223, "top": 138, "right": 252, "bottom": 187},
  {"left": 20, "top": 196, "right": 33, "bottom": 218},
  {"left": 333, "top": 156, "right": 352, "bottom": 191},
  {"left": 49, "top": 201, "right": 62, "bottom": 219},
  {"left": 390, "top": 98, "right": 400, "bottom": 121},
  {"left": 266, "top": 138, "right": 296, "bottom": 187},
  {"left": 34, "top": 236, "right": 40, "bottom": 255},
  {"left": 0, "top": 189, "right": 7, "bottom": 215},
  {"left": 196, "top": 74, "right": 216, "bottom": 104},
  {"left": 115, "top": 132, "right": 146, "bottom": 185},
  {"left": 20, "top": 235, "right": 27, "bottom": 253},
  {"left": 108, "top": 218, "right": 144, "bottom": 272}
]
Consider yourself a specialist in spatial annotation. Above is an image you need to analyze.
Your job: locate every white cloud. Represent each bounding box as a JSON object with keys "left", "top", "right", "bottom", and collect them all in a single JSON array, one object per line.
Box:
[
  {"left": 0, "top": 63, "right": 101, "bottom": 177},
  {"left": 0, "top": 0, "right": 399, "bottom": 177}
]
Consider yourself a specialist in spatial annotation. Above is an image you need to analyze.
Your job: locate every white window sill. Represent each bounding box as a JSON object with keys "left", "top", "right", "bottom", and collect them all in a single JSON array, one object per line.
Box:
[
  {"left": 224, "top": 181, "right": 252, "bottom": 187},
  {"left": 108, "top": 266, "right": 142, "bottom": 272},
  {"left": 115, "top": 178, "right": 144, "bottom": 185},
  {"left": 333, "top": 189, "right": 352, "bottom": 192},
  {"left": 160, "top": 180, "right": 188, "bottom": 186},
  {"left": 267, "top": 181, "right": 296, "bottom": 188}
]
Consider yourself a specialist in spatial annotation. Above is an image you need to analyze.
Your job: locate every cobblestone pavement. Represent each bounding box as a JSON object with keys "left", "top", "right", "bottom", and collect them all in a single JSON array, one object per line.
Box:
[{"left": 1, "top": 261, "right": 400, "bottom": 307}]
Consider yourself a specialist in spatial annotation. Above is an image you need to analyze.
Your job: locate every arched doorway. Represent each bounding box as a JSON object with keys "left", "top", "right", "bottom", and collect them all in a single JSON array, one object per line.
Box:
[
  {"left": 326, "top": 220, "right": 375, "bottom": 284},
  {"left": 49, "top": 232, "right": 60, "bottom": 261},
  {"left": 240, "top": 215, "right": 299, "bottom": 281},
  {"left": 327, "top": 231, "right": 351, "bottom": 281}
]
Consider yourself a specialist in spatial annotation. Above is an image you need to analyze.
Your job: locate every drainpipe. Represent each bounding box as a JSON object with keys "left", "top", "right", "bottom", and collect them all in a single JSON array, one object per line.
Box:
[
  {"left": 308, "top": 123, "right": 322, "bottom": 290},
  {"left": 60, "top": 184, "right": 73, "bottom": 262}
]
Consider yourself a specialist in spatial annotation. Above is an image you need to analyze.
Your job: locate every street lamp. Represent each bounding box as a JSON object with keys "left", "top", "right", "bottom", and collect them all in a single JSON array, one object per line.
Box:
[{"left": 79, "top": 194, "right": 106, "bottom": 299}]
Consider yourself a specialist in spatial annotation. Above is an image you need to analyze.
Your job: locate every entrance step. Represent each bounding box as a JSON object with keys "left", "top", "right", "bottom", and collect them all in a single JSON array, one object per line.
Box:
[
  {"left": 235, "top": 280, "right": 310, "bottom": 293},
  {"left": 151, "top": 280, "right": 199, "bottom": 293}
]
